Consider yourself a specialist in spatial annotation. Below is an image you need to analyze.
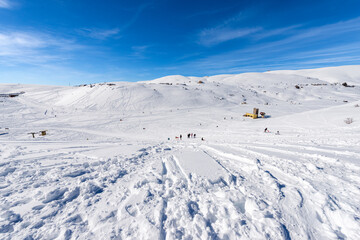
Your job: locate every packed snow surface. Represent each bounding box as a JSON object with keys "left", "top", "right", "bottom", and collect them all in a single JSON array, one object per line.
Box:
[{"left": 0, "top": 65, "right": 360, "bottom": 239}]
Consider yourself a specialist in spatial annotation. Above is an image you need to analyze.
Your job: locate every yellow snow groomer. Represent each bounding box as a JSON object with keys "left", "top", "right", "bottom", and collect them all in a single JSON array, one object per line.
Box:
[{"left": 243, "top": 108, "right": 259, "bottom": 119}]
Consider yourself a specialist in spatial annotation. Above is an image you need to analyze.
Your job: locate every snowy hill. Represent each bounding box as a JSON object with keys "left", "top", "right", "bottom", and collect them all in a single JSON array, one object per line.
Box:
[
  {"left": 273, "top": 65, "right": 360, "bottom": 84},
  {"left": 0, "top": 65, "right": 360, "bottom": 239}
]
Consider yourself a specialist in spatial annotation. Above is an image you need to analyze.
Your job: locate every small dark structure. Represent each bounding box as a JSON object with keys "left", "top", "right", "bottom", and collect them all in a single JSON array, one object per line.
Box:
[
  {"left": 28, "top": 132, "right": 36, "bottom": 138},
  {"left": 40, "top": 130, "right": 47, "bottom": 136},
  {"left": 342, "top": 82, "right": 355, "bottom": 87},
  {"left": 0, "top": 92, "right": 25, "bottom": 98}
]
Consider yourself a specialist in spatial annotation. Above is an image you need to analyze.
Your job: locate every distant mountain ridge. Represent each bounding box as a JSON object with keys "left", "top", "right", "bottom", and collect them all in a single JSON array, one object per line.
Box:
[{"left": 0, "top": 65, "right": 359, "bottom": 116}]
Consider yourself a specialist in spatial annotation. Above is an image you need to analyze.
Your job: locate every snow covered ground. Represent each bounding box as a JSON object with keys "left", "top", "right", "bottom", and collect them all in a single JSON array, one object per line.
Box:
[{"left": 0, "top": 65, "right": 360, "bottom": 239}]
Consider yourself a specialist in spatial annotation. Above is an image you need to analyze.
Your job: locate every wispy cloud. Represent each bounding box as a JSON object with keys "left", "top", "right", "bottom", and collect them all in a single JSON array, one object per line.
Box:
[
  {"left": 80, "top": 28, "right": 121, "bottom": 40},
  {"left": 253, "top": 25, "right": 301, "bottom": 40},
  {"left": 198, "top": 27, "right": 261, "bottom": 46},
  {"left": 252, "top": 17, "right": 360, "bottom": 52},
  {"left": 0, "top": 30, "right": 81, "bottom": 65},
  {"left": 196, "top": 10, "right": 260, "bottom": 46},
  {"left": 191, "top": 16, "right": 360, "bottom": 72},
  {"left": 0, "top": 32, "right": 44, "bottom": 50},
  {"left": 0, "top": 0, "right": 12, "bottom": 9},
  {"left": 80, "top": 3, "right": 151, "bottom": 41}
]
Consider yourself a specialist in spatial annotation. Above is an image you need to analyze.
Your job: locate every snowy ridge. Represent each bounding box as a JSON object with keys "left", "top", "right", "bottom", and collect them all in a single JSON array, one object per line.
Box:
[
  {"left": 273, "top": 65, "right": 360, "bottom": 84},
  {"left": 0, "top": 65, "right": 360, "bottom": 239}
]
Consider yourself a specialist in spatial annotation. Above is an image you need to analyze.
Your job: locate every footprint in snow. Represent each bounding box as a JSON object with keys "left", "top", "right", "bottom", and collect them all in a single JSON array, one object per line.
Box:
[
  {"left": 125, "top": 204, "right": 138, "bottom": 217},
  {"left": 187, "top": 201, "right": 199, "bottom": 219}
]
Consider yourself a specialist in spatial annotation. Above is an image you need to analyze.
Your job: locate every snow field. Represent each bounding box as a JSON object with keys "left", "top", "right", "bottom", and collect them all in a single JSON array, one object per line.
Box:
[{"left": 0, "top": 65, "right": 360, "bottom": 239}]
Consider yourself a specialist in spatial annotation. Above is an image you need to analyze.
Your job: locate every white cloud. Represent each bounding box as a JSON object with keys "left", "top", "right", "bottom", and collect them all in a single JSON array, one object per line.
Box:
[
  {"left": 80, "top": 3, "right": 151, "bottom": 41},
  {"left": 253, "top": 17, "right": 360, "bottom": 52},
  {"left": 196, "top": 9, "right": 260, "bottom": 47},
  {"left": 187, "top": 17, "right": 360, "bottom": 74},
  {"left": 253, "top": 25, "right": 301, "bottom": 40},
  {"left": 0, "top": 30, "right": 81, "bottom": 65},
  {"left": 198, "top": 27, "right": 261, "bottom": 46},
  {"left": 0, "top": 32, "right": 45, "bottom": 60},
  {"left": 0, "top": 32, "right": 44, "bottom": 48},
  {"left": 0, "top": 0, "right": 11, "bottom": 8}
]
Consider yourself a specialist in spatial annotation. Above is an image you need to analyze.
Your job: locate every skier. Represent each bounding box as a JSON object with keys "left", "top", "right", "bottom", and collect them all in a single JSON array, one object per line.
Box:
[
  {"left": 264, "top": 128, "right": 268, "bottom": 133},
  {"left": 187, "top": 133, "right": 191, "bottom": 138},
  {"left": 180, "top": 134, "right": 182, "bottom": 140},
  {"left": 194, "top": 133, "right": 196, "bottom": 138}
]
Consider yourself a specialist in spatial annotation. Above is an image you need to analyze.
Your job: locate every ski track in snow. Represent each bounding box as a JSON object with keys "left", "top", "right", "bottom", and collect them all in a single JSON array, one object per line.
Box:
[{"left": 1, "top": 66, "right": 360, "bottom": 239}]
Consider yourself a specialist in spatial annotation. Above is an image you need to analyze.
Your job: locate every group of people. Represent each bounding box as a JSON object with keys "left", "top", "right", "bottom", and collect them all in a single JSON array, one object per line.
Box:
[
  {"left": 175, "top": 133, "right": 203, "bottom": 141},
  {"left": 187, "top": 133, "right": 196, "bottom": 138}
]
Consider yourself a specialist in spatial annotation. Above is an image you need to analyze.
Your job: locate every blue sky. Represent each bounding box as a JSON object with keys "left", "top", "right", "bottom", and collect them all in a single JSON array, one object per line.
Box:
[{"left": 0, "top": 0, "right": 360, "bottom": 85}]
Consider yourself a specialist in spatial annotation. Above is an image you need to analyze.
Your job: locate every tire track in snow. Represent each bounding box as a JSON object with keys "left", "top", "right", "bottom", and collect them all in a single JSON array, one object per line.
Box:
[
  {"left": 259, "top": 142, "right": 360, "bottom": 159},
  {"left": 242, "top": 144, "right": 360, "bottom": 208},
  {"left": 201, "top": 144, "right": 323, "bottom": 239},
  {"left": 205, "top": 142, "right": 360, "bottom": 240},
  {"left": 248, "top": 144, "right": 360, "bottom": 172},
  {"left": 202, "top": 145, "right": 294, "bottom": 239}
]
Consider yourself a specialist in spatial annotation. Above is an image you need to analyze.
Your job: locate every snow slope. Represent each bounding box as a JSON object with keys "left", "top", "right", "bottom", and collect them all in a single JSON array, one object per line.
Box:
[
  {"left": 273, "top": 65, "right": 360, "bottom": 84},
  {"left": 0, "top": 65, "right": 359, "bottom": 239}
]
